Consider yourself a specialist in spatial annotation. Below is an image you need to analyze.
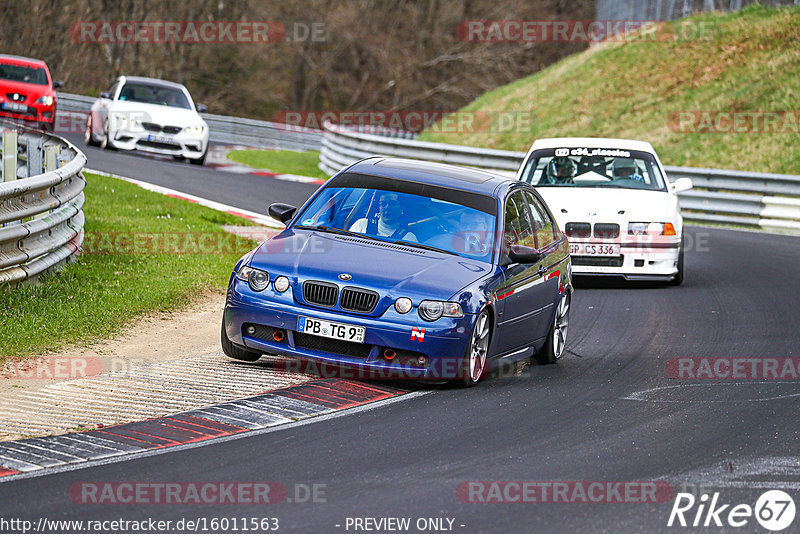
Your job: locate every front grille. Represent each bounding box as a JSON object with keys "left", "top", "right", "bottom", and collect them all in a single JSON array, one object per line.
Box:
[
  {"left": 137, "top": 140, "right": 181, "bottom": 150},
  {"left": 571, "top": 255, "right": 624, "bottom": 267},
  {"left": 243, "top": 323, "right": 276, "bottom": 341},
  {"left": 162, "top": 125, "right": 182, "bottom": 134},
  {"left": 593, "top": 223, "right": 620, "bottom": 239},
  {"left": 303, "top": 281, "right": 339, "bottom": 307},
  {"left": 390, "top": 348, "right": 428, "bottom": 366},
  {"left": 340, "top": 287, "right": 379, "bottom": 313},
  {"left": 6, "top": 93, "right": 26, "bottom": 102},
  {"left": 142, "top": 122, "right": 161, "bottom": 132},
  {"left": 293, "top": 332, "right": 372, "bottom": 358},
  {"left": 565, "top": 222, "right": 591, "bottom": 238}
]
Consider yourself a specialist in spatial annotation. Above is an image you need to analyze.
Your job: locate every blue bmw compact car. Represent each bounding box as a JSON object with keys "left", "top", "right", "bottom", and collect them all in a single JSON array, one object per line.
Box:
[{"left": 222, "top": 157, "right": 573, "bottom": 386}]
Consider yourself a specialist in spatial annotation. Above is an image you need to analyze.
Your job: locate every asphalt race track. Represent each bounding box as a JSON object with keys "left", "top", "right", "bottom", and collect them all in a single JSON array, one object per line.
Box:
[
  {"left": 2, "top": 142, "right": 799, "bottom": 533},
  {"left": 62, "top": 133, "right": 322, "bottom": 213}
]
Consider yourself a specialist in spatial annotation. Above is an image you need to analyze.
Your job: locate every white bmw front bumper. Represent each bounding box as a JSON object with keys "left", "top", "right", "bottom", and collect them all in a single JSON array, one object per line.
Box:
[
  {"left": 569, "top": 235, "right": 682, "bottom": 280},
  {"left": 110, "top": 125, "right": 208, "bottom": 159}
]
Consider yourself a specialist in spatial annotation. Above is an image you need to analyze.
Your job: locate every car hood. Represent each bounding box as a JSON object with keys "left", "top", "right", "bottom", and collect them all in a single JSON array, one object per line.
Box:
[
  {"left": 536, "top": 186, "right": 679, "bottom": 225},
  {"left": 249, "top": 230, "right": 491, "bottom": 303},
  {"left": 107, "top": 100, "right": 205, "bottom": 126},
  {"left": 0, "top": 79, "right": 52, "bottom": 99}
]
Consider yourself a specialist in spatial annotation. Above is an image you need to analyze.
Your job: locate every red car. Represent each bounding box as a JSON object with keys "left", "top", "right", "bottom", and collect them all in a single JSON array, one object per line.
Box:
[{"left": 0, "top": 55, "right": 63, "bottom": 132}]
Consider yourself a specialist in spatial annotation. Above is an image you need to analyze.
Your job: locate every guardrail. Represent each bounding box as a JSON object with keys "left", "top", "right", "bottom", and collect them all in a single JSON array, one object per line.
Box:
[
  {"left": 0, "top": 124, "right": 87, "bottom": 286},
  {"left": 319, "top": 123, "right": 800, "bottom": 234},
  {"left": 57, "top": 92, "right": 323, "bottom": 152}
]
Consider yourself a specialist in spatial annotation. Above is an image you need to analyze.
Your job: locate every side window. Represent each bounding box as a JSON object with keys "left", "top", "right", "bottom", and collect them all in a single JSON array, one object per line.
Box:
[
  {"left": 524, "top": 191, "right": 557, "bottom": 248},
  {"left": 504, "top": 192, "right": 536, "bottom": 249}
]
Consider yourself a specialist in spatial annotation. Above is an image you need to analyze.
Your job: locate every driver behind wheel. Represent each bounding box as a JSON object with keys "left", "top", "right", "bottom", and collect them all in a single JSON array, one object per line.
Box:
[
  {"left": 611, "top": 158, "right": 644, "bottom": 182},
  {"left": 545, "top": 156, "right": 577, "bottom": 184}
]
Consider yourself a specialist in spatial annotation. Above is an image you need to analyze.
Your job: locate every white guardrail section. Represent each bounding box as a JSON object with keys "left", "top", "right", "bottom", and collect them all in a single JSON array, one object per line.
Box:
[
  {"left": 319, "top": 123, "right": 800, "bottom": 234},
  {"left": 57, "top": 92, "right": 323, "bottom": 152},
  {"left": 0, "top": 124, "right": 87, "bottom": 286}
]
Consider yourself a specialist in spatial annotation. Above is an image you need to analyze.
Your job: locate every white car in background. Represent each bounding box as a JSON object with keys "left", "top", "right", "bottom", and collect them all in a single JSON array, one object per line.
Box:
[
  {"left": 516, "top": 138, "right": 693, "bottom": 284},
  {"left": 85, "top": 75, "right": 209, "bottom": 165}
]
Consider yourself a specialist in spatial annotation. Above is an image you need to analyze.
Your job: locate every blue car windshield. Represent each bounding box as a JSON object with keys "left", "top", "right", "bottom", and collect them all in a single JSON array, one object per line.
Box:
[
  {"left": 294, "top": 180, "right": 497, "bottom": 263},
  {"left": 519, "top": 148, "right": 667, "bottom": 191}
]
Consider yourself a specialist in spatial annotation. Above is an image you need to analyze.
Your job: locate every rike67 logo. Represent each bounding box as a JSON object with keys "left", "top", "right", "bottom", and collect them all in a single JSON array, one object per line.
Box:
[{"left": 668, "top": 490, "right": 795, "bottom": 531}]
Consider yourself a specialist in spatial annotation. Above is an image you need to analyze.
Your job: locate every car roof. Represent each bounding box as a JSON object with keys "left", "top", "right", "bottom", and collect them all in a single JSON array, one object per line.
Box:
[
  {"left": 343, "top": 157, "right": 514, "bottom": 196},
  {"left": 118, "top": 75, "right": 187, "bottom": 91},
  {"left": 0, "top": 55, "right": 48, "bottom": 68},
  {"left": 529, "top": 137, "right": 656, "bottom": 153}
]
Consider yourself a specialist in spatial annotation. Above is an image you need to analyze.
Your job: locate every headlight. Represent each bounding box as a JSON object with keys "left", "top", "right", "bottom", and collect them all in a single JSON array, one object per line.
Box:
[
  {"left": 394, "top": 297, "right": 412, "bottom": 314},
  {"left": 184, "top": 125, "right": 205, "bottom": 135},
  {"left": 112, "top": 113, "right": 129, "bottom": 127},
  {"left": 236, "top": 265, "right": 269, "bottom": 291},
  {"left": 273, "top": 276, "right": 290, "bottom": 293},
  {"left": 35, "top": 95, "right": 54, "bottom": 106},
  {"left": 418, "top": 300, "right": 463, "bottom": 321},
  {"left": 628, "top": 222, "right": 675, "bottom": 236}
]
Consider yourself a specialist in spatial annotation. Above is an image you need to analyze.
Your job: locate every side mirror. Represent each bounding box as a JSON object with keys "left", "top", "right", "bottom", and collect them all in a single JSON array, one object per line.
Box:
[
  {"left": 195, "top": 103, "right": 208, "bottom": 113},
  {"left": 99, "top": 91, "right": 111, "bottom": 99},
  {"left": 268, "top": 203, "right": 297, "bottom": 224},
  {"left": 670, "top": 177, "right": 693, "bottom": 193},
  {"left": 508, "top": 244, "right": 543, "bottom": 264},
  {"left": 53, "top": 80, "right": 64, "bottom": 89}
]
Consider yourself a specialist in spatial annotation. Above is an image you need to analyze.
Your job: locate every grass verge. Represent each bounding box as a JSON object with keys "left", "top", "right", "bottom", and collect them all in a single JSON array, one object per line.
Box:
[
  {"left": 0, "top": 172, "right": 258, "bottom": 364},
  {"left": 418, "top": 4, "right": 800, "bottom": 174},
  {"left": 227, "top": 149, "right": 328, "bottom": 180}
]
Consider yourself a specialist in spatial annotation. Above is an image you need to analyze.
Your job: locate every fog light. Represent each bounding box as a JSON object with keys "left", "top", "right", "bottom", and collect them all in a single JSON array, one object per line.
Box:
[{"left": 245, "top": 325, "right": 256, "bottom": 335}]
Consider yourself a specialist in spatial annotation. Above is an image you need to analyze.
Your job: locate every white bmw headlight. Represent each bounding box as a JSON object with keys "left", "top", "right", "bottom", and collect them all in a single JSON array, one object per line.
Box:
[{"left": 184, "top": 125, "right": 205, "bottom": 135}]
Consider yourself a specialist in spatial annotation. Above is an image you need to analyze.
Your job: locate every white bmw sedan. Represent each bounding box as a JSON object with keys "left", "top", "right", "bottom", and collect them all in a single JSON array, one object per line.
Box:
[
  {"left": 516, "top": 138, "right": 693, "bottom": 284},
  {"left": 85, "top": 75, "right": 209, "bottom": 165}
]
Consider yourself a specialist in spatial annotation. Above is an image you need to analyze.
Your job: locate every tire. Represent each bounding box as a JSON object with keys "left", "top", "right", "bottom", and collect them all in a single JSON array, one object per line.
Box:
[
  {"left": 39, "top": 121, "right": 54, "bottom": 133},
  {"left": 534, "top": 291, "right": 570, "bottom": 365},
  {"left": 100, "top": 119, "right": 116, "bottom": 150},
  {"left": 670, "top": 238, "right": 685, "bottom": 286},
  {"left": 454, "top": 309, "right": 491, "bottom": 387},
  {"left": 189, "top": 148, "right": 207, "bottom": 166},
  {"left": 84, "top": 117, "right": 99, "bottom": 146},
  {"left": 221, "top": 321, "right": 262, "bottom": 362}
]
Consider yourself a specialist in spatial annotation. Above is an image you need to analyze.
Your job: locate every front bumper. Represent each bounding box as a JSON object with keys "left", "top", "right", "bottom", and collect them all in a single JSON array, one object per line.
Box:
[
  {"left": 570, "top": 236, "right": 681, "bottom": 280},
  {"left": 224, "top": 280, "right": 476, "bottom": 381},
  {"left": 111, "top": 127, "right": 208, "bottom": 159},
  {"left": 0, "top": 104, "right": 55, "bottom": 125}
]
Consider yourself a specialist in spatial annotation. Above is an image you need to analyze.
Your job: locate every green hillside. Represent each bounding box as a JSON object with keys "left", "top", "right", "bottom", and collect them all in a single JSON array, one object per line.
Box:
[{"left": 418, "top": 5, "right": 800, "bottom": 174}]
